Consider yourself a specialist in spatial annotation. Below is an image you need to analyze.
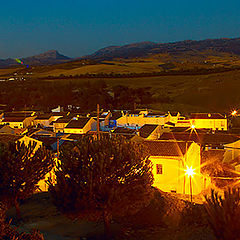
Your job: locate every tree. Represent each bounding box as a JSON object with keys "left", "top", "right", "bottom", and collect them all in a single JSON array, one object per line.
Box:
[
  {"left": 0, "top": 141, "right": 54, "bottom": 219},
  {"left": 49, "top": 134, "right": 153, "bottom": 238}
]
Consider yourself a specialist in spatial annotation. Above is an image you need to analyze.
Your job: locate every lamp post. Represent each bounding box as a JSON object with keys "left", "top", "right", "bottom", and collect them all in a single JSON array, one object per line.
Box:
[
  {"left": 184, "top": 166, "right": 195, "bottom": 203},
  {"left": 231, "top": 110, "right": 237, "bottom": 116}
]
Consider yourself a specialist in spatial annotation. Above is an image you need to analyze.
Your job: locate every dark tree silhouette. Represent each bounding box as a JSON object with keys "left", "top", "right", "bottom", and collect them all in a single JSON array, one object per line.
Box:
[
  {"left": 0, "top": 141, "right": 54, "bottom": 219},
  {"left": 49, "top": 134, "right": 153, "bottom": 238}
]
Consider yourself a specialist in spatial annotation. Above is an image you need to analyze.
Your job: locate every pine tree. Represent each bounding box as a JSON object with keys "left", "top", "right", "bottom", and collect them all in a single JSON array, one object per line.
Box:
[
  {"left": 0, "top": 141, "right": 54, "bottom": 219},
  {"left": 49, "top": 134, "right": 153, "bottom": 238}
]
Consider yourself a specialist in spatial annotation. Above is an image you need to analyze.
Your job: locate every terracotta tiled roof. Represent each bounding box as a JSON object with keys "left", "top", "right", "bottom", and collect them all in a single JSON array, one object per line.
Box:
[
  {"left": 0, "top": 134, "right": 22, "bottom": 142},
  {"left": 2, "top": 117, "right": 26, "bottom": 122},
  {"left": 34, "top": 114, "right": 51, "bottom": 120},
  {"left": 143, "top": 140, "right": 192, "bottom": 157},
  {"left": 139, "top": 124, "right": 158, "bottom": 138},
  {"left": 159, "top": 132, "right": 240, "bottom": 145},
  {"left": 201, "top": 149, "right": 225, "bottom": 164},
  {"left": 164, "top": 121, "right": 175, "bottom": 126},
  {"left": 33, "top": 136, "right": 58, "bottom": 147},
  {"left": 190, "top": 113, "right": 226, "bottom": 119},
  {"left": 112, "top": 127, "right": 136, "bottom": 134},
  {"left": 54, "top": 118, "right": 71, "bottom": 124},
  {"left": 4, "top": 112, "right": 34, "bottom": 118},
  {"left": 110, "top": 111, "right": 122, "bottom": 120},
  {"left": 65, "top": 118, "right": 91, "bottom": 129}
]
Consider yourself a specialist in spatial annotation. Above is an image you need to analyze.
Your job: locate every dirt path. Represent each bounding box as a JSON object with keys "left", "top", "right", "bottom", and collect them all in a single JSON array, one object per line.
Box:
[{"left": 7, "top": 192, "right": 215, "bottom": 240}]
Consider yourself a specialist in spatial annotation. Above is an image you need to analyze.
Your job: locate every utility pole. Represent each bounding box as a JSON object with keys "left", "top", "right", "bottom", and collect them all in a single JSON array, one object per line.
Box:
[
  {"left": 97, "top": 104, "right": 100, "bottom": 139},
  {"left": 57, "top": 137, "right": 60, "bottom": 160},
  {"left": 190, "top": 175, "right": 193, "bottom": 203}
]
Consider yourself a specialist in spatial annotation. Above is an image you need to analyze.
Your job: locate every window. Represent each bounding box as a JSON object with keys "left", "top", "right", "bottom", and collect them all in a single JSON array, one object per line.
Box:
[{"left": 156, "top": 164, "right": 163, "bottom": 174}]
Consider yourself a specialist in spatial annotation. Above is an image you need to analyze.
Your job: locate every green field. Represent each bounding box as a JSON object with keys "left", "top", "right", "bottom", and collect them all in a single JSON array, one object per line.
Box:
[{"left": 2, "top": 55, "right": 240, "bottom": 113}]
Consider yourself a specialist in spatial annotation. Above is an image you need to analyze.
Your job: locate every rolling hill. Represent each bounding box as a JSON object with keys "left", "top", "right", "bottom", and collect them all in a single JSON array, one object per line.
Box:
[
  {"left": 0, "top": 50, "right": 71, "bottom": 68},
  {"left": 2, "top": 37, "right": 240, "bottom": 68}
]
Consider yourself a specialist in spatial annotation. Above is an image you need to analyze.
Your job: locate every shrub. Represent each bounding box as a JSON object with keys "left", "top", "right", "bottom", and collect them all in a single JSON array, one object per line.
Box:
[{"left": 204, "top": 188, "right": 240, "bottom": 240}]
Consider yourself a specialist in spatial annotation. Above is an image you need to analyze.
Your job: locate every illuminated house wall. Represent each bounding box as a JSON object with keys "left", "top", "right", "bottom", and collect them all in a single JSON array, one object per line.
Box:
[
  {"left": 1, "top": 116, "right": 36, "bottom": 129},
  {"left": 64, "top": 117, "right": 97, "bottom": 134},
  {"left": 190, "top": 113, "right": 227, "bottom": 130},
  {"left": 117, "top": 112, "right": 171, "bottom": 127},
  {"left": 53, "top": 119, "right": 71, "bottom": 133},
  {"left": 144, "top": 140, "right": 207, "bottom": 195},
  {"left": 224, "top": 139, "right": 240, "bottom": 163}
]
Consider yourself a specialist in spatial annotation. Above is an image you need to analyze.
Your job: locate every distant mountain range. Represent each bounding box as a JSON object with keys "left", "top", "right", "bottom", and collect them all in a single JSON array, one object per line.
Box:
[
  {"left": 1, "top": 37, "right": 240, "bottom": 68},
  {"left": 84, "top": 38, "right": 240, "bottom": 60},
  {"left": 0, "top": 50, "right": 71, "bottom": 68}
]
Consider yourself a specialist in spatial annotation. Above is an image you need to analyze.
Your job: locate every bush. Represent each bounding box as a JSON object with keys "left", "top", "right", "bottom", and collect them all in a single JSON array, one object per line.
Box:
[
  {"left": 204, "top": 188, "right": 240, "bottom": 240},
  {"left": 0, "top": 202, "right": 44, "bottom": 240}
]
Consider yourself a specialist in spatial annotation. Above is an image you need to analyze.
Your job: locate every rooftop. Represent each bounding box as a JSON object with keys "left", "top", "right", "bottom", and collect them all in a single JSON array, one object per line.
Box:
[
  {"left": 139, "top": 124, "right": 159, "bottom": 138},
  {"left": 190, "top": 113, "right": 226, "bottom": 119},
  {"left": 2, "top": 117, "right": 27, "bottom": 122},
  {"left": 112, "top": 127, "right": 136, "bottom": 134},
  {"left": 34, "top": 114, "right": 52, "bottom": 120},
  {"left": 159, "top": 132, "right": 240, "bottom": 145},
  {"left": 143, "top": 140, "right": 192, "bottom": 157},
  {"left": 65, "top": 117, "right": 91, "bottom": 129},
  {"left": 0, "top": 134, "right": 22, "bottom": 142},
  {"left": 54, "top": 118, "right": 71, "bottom": 124}
]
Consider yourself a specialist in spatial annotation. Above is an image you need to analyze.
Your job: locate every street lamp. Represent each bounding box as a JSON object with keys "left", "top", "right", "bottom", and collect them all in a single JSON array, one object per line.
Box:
[
  {"left": 191, "top": 125, "right": 195, "bottom": 129},
  {"left": 184, "top": 166, "right": 195, "bottom": 202},
  {"left": 231, "top": 110, "right": 237, "bottom": 116}
]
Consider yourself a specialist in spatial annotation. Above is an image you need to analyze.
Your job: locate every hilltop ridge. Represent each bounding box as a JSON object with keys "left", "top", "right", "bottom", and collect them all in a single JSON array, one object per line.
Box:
[{"left": 2, "top": 37, "right": 240, "bottom": 68}]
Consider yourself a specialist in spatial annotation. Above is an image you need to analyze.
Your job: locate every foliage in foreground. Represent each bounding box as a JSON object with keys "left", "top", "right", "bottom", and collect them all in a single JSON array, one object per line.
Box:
[
  {"left": 0, "top": 203, "right": 44, "bottom": 240},
  {"left": 0, "top": 141, "right": 54, "bottom": 218},
  {"left": 204, "top": 188, "right": 240, "bottom": 240},
  {"left": 49, "top": 134, "right": 153, "bottom": 238}
]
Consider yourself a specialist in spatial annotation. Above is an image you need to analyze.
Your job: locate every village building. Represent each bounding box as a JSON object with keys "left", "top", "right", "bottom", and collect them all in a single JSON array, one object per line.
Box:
[
  {"left": 53, "top": 118, "right": 72, "bottom": 133},
  {"left": 138, "top": 124, "right": 162, "bottom": 140},
  {"left": 0, "top": 125, "right": 27, "bottom": 135},
  {"left": 34, "top": 113, "right": 64, "bottom": 128},
  {"left": 224, "top": 139, "right": 240, "bottom": 163},
  {"left": 143, "top": 140, "right": 207, "bottom": 195},
  {"left": 116, "top": 110, "right": 168, "bottom": 128},
  {"left": 159, "top": 132, "right": 240, "bottom": 151},
  {"left": 112, "top": 127, "right": 136, "bottom": 139},
  {"left": 115, "top": 110, "right": 181, "bottom": 129},
  {"left": 29, "top": 129, "right": 56, "bottom": 138},
  {"left": 108, "top": 111, "right": 122, "bottom": 128},
  {"left": 64, "top": 117, "right": 97, "bottom": 134},
  {"left": 0, "top": 111, "right": 36, "bottom": 129},
  {"left": 190, "top": 113, "right": 228, "bottom": 131},
  {"left": 1, "top": 116, "right": 36, "bottom": 129}
]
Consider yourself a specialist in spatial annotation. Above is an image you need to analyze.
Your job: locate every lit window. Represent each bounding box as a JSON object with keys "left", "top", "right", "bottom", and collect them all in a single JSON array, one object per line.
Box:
[{"left": 156, "top": 164, "right": 163, "bottom": 174}]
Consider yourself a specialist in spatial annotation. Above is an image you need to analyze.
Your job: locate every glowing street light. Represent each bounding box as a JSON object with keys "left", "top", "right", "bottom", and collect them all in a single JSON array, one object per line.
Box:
[
  {"left": 184, "top": 166, "right": 195, "bottom": 202},
  {"left": 185, "top": 166, "right": 195, "bottom": 177},
  {"left": 231, "top": 110, "right": 237, "bottom": 116}
]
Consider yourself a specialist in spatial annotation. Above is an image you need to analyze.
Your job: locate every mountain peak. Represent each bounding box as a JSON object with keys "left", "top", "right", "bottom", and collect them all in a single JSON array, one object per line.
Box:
[{"left": 28, "top": 50, "right": 70, "bottom": 60}]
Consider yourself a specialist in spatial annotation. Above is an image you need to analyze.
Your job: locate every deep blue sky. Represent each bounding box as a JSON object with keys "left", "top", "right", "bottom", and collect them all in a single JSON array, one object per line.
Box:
[{"left": 0, "top": 0, "right": 240, "bottom": 59}]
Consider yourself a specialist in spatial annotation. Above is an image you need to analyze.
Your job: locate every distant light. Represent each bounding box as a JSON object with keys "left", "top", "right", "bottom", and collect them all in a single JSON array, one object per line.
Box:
[
  {"left": 232, "top": 110, "right": 237, "bottom": 116},
  {"left": 191, "top": 125, "right": 195, "bottom": 129},
  {"left": 184, "top": 166, "right": 195, "bottom": 177}
]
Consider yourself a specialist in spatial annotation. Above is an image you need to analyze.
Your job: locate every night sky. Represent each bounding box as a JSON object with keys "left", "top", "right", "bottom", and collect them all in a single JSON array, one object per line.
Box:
[{"left": 0, "top": 0, "right": 240, "bottom": 59}]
